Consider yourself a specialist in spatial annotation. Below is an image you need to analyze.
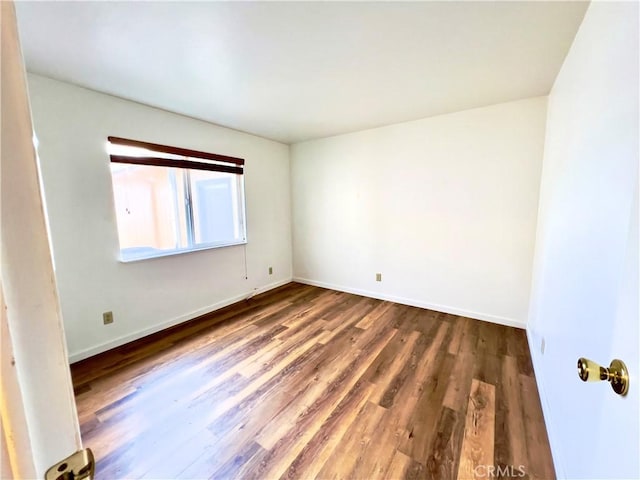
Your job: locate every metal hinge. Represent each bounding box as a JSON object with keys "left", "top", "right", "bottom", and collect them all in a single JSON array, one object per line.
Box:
[{"left": 45, "top": 448, "right": 95, "bottom": 480}]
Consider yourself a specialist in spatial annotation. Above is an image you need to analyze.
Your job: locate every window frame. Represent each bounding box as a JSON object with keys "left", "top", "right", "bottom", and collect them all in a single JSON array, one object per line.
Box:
[{"left": 107, "top": 137, "right": 247, "bottom": 263}]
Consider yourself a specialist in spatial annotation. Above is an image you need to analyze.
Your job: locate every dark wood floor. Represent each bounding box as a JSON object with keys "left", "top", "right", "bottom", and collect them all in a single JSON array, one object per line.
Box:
[{"left": 71, "top": 283, "right": 554, "bottom": 480}]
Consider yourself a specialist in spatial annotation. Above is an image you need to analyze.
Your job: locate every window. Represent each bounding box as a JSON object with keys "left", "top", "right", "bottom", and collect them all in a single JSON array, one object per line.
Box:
[{"left": 108, "top": 136, "right": 246, "bottom": 262}]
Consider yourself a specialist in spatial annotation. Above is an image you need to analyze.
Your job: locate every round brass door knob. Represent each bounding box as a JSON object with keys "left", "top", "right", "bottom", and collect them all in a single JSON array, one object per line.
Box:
[{"left": 577, "top": 357, "right": 629, "bottom": 396}]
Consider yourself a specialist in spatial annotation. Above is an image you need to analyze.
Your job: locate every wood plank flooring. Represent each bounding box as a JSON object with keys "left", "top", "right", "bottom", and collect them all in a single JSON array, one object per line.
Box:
[{"left": 71, "top": 283, "right": 555, "bottom": 480}]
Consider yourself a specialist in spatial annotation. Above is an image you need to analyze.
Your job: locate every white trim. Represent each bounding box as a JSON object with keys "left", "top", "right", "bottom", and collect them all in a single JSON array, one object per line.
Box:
[
  {"left": 525, "top": 325, "right": 565, "bottom": 479},
  {"left": 292, "top": 277, "right": 526, "bottom": 329},
  {"left": 68, "top": 278, "right": 292, "bottom": 363},
  {"left": 118, "top": 240, "right": 248, "bottom": 263}
]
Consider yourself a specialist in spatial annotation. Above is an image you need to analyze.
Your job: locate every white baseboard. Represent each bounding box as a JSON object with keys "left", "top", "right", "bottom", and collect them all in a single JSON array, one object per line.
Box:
[
  {"left": 526, "top": 325, "right": 565, "bottom": 479},
  {"left": 293, "top": 276, "right": 526, "bottom": 329},
  {"left": 68, "top": 278, "right": 292, "bottom": 363},
  {"left": 71, "top": 276, "right": 525, "bottom": 363}
]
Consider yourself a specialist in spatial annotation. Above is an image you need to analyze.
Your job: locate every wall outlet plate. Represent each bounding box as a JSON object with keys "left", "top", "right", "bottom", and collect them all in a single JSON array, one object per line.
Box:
[
  {"left": 268, "top": 267, "right": 273, "bottom": 275},
  {"left": 376, "top": 273, "right": 382, "bottom": 282},
  {"left": 103, "top": 311, "right": 114, "bottom": 325}
]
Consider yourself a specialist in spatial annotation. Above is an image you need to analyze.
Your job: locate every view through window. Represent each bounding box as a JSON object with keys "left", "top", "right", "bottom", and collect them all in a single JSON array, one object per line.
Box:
[{"left": 108, "top": 137, "right": 246, "bottom": 261}]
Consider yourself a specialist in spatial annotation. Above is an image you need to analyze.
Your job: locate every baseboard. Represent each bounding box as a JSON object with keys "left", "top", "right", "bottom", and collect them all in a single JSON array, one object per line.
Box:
[
  {"left": 526, "top": 325, "right": 565, "bottom": 479},
  {"left": 292, "top": 276, "right": 526, "bottom": 329},
  {"left": 71, "top": 276, "right": 524, "bottom": 363},
  {"left": 68, "top": 278, "right": 292, "bottom": 363}
]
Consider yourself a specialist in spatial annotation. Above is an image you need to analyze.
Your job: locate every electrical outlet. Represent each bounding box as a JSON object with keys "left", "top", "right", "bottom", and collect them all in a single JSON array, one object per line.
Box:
[
  {"left": 376, "top": 273, "right": 382, "bottom": 282},
  {"left": 268, "top": 266, "right": 273, "bottom": 275},
  {"left": 103, "top": 311, "right": 114, "bottom": 325},
  {"left": 541, "top": 337, "right": 545, "bottom": 355}
]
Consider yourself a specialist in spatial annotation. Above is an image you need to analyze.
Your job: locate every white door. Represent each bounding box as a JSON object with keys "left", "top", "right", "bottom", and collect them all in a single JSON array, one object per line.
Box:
[
  {"left": 527, "top": 2, "right": 639, "bottom": 479},
  {"left": 1, "top": 2, "right": 82, "bottom": 478}
]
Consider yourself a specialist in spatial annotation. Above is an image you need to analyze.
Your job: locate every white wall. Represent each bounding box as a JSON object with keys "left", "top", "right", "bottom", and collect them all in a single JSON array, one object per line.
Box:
[
  {"left": 527, "top": 2, "right": 639, "bottom": 478},
  {"left": 291, "top": 97, "right": 546, "bottom": 327},
  {"left": 27, "top": 74, "right": 293, "bottom": 362}
]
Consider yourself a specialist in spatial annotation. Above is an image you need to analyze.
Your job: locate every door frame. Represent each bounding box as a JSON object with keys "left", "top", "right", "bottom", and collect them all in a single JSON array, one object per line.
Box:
[{"left": 1, "top": 2, "right": 82, "bottom": 477}]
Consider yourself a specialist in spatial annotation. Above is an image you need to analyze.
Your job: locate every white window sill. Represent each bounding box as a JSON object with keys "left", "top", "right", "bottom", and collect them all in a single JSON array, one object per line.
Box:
[{"left": 118, "top": 240, "right": 247, "bottom": 263}]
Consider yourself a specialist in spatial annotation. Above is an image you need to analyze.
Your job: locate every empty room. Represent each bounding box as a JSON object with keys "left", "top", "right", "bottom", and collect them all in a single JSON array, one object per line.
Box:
[{"left": 1, "top": 1, "right": 638, "bottom": 479}]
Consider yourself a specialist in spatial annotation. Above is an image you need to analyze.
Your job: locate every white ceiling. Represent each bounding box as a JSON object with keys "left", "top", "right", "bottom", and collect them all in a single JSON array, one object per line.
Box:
[{"left": 16, "top": 1, "right": 588, "bottom": 144}]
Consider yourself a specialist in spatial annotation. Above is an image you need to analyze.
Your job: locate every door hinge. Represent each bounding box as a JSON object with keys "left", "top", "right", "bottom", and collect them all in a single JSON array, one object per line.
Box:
[{"left": 45, "top": 448, "right": 94, "bottom": 480}]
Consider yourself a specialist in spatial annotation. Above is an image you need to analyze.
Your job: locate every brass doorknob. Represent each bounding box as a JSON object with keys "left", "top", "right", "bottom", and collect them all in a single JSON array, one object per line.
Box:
[{"left": 577, "top": 357, "right": 629, "bottom": 396}]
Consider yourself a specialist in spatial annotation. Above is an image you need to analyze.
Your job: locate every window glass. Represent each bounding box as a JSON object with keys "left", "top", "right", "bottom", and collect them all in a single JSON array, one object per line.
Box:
[
  {"left": 190, "top": 169, "right": 244, "bottom": 245},
  {"left": 109, "top": 153, "right": 246, "bottom": 262}
]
